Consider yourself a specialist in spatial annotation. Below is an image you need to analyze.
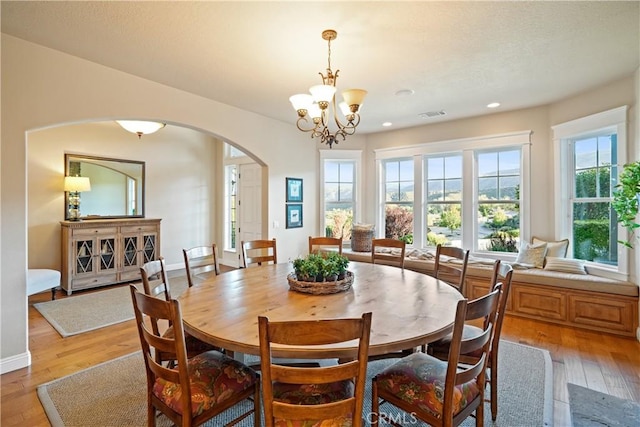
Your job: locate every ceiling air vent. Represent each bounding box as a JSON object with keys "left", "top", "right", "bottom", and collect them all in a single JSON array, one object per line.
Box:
[{"left": 419, "top": 111, "right": 447, "bottom": 119}]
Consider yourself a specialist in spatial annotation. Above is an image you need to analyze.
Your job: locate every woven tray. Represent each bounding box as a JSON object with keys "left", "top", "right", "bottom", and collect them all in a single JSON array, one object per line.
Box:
[{"left": 287, "top": 271, "right": 354, "bottom": 295}]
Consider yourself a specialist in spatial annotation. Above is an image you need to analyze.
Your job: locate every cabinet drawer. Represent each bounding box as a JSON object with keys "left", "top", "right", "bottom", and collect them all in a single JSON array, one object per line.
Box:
[
  {"left": 72, "top": 273, "right": 118, "bottom": 289},
  {"left": 467, "top": 279, "right": 490, "bottom": 299},
  {"left": 569, "top": 295, "right": 636, "bottom": 333},
  {"left": 120, "top": 270, "right": 142, "bottom": 282},
  {"left": 120, "top": 225, "right": 157, "bottom": 234},
  {"left": 72, "top": 227, "right": 118, "bottom": 236},
  {"left": 466, "top": 278, "right": 513, "bottom": 311},
  {"left": 513, "top": 286, "right": 566, "bottom": 321}
]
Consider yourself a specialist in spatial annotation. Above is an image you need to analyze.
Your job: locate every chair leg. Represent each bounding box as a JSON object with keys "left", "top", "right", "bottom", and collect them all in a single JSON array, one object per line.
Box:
[
  {"left": 476, "top": 392, "right": 485, "bottom": 427},
  {"left": 371, "top": 377, "right": 379, "bottom": 425},
  {"left": 491, "top": 360, "right": 498, "bottom": 420},
  {"left": 253, "top": 377, "right": 261, "bottom": 427},
  {"left": 147, "top": 401, "right": 155, "bottom": 427}
]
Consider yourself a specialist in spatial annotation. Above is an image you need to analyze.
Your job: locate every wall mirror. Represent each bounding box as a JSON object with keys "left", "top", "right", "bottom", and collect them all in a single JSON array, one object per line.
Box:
[{"left": 65, "top": 154, "right": 145, "bottom": 220}]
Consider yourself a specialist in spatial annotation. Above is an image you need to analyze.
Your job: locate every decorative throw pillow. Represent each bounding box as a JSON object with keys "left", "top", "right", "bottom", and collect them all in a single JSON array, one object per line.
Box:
[
  {"left": 515, "top": 242, "right": 547, "bottom": 268},
  {"left": 544, "top": 257, "right": 587, "bottom": 275},
  {"left": 532, "top": 237, "right": 569, "bottom": 258}
]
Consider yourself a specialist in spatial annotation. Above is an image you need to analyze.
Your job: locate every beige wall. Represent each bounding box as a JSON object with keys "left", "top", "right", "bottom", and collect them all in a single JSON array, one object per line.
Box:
[
  {"left": 1, "top": 35, "right": 318, "bottom": 371},
  {"left": 2, "top": 33, "right": 638, "bottom": 372}
]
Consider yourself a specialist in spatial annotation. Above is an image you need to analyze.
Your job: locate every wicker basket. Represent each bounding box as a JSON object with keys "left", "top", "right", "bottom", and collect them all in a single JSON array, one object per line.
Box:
[
  {"left": 287, "top": 271, "right": 354, "bottom": 295},
  {"left": 351, "top": 225, "right": 374, "bottom": 252}
]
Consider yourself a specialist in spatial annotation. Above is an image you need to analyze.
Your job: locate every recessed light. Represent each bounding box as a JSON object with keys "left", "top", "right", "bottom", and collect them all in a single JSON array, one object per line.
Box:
[
  {"left": 382, "top": 122, "right": 392, "bottom": 127},
  {"left": 395, "top": 89, "right": 415, "bottom": 96},
  {"left": 487, "top": 102, "right": 500, "bottom": 108}
]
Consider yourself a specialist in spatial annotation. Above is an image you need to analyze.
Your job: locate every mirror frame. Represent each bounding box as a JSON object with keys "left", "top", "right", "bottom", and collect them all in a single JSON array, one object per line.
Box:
[{"left": 64, "top": 154, "right": 145, "bottom": 220}]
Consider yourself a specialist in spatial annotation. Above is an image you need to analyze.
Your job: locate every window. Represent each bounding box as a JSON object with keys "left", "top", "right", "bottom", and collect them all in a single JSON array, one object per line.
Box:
[
  {"left": 552, "top": 106, "right": 628, "bottom": 275},
  {"left": 476, "top": 149, "right": 521, "bottom": 252},
  {"left": 375, "top": 131, "right": 531, "bottom": 251},
  {"left": 383, "top": 158, "right": 414, "bottom": 244},
  {"left": 224, "top": 165, "right": 237, "bottom": 250},
  {"left": 425, "top": 155, "right": 462, "bottom": 247},
  {"left": 572, "top": 134, "right": 617, "bottom": 264},
  {"left": 324, "top": 160, "right": 355, "bottom": 240},
  {"left": 320, "top": 150, "right": 362, "bottom": 243}
]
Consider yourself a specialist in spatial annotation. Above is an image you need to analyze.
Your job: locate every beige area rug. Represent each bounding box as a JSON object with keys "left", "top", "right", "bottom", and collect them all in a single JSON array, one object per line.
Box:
[
  {"left": 33, "top": 276, "right": 189, "bottom": 337},
  {"left": 37, "top": 341, "right": 553, "bottom": 426}
]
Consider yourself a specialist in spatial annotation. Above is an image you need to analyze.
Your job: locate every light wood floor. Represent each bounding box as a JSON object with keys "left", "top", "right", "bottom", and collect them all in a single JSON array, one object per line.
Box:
[{"left": 1, "top": 281, "right": 639, "bottom": 427}]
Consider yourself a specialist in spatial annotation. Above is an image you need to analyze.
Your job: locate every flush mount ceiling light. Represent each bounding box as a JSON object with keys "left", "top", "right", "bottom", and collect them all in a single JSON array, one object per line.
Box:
[
  {"left": 116, "top": 120, "right": 166, "bottom": 139},
  {"left": 289, "top": 29, "right": 367, "bottom": 149}
]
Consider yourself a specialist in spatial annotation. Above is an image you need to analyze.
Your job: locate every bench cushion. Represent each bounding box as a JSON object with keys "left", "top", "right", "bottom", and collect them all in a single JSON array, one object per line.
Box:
[
  {"left": 342, "top": 249, "right": 639, "bottom": 297},
  {"left": 27, "top": 269, "right": 60, "bottom": 296}
]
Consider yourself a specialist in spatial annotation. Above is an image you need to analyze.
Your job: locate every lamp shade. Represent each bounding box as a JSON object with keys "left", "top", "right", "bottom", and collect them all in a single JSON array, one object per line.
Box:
[
  {"left": 342, "top": 89, "right": 367, "bottom": 109},
  {"left": 116, "top": 120, "right": 165, "bottom": 136},
  {"left": 289, "top": 94, "right": 313, "bottom": 111},
  {"left": 309, "top": 85, "right": 337, "bottom": 104},
  {"left": 308, "top": 103, "right": 322, "bottom": 120},
  {"left": 64, "top": 176, "right": 91, "bottom": 192}
]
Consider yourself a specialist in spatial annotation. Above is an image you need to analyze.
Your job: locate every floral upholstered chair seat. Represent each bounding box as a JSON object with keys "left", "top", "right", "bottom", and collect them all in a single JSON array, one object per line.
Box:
[
  {"left": 272, "top": 379, "right": 354, "bottom": 427},
  {"left": 152, "top": 350, "right": 257, "bottom": 417},
  {"left": 375, "top": 352, "right": 480, "bottom": 419}
]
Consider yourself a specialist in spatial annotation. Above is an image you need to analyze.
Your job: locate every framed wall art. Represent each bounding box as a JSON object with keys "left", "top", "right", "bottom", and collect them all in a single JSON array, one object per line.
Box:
[
  {"left": 286, "top": 177, "right": 303, "bottom": 203},
  {"left": 286, "top": 203, "right": 303, "bottom": 229}
]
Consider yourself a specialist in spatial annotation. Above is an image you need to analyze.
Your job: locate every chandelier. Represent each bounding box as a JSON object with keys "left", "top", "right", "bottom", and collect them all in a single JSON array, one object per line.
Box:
[{"left": 289, "top": 29, "right": 367, "bottom": 149}]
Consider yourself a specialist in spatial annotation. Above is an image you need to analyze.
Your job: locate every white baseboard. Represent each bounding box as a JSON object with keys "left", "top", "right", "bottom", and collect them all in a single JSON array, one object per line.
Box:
[{"left": 0, "top": 350, "right": 31, "bottom": 374}]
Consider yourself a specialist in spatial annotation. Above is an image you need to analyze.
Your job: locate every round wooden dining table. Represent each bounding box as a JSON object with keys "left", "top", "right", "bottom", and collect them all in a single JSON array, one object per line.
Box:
[{"left": 179, "top": 261, "right": 464, "bottom": 360}]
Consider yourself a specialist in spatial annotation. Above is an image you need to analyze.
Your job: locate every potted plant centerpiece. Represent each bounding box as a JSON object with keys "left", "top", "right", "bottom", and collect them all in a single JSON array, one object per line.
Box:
[
  {"left": 288, "top": 252, "right": 352, "bottom": 294},
  {"left": 326, "top": 252, "right": 349, "bottom": 280},
  {"left": 612, "top": 160, "right": 640, "bottom": 248}
]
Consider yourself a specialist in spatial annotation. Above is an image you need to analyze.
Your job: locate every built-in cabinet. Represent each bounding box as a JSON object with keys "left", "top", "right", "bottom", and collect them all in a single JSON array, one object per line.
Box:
[
  {"left": 466, "top": 275, "right": 638, "bottom": 337},
  {"left": 60, "top": 218, "right": 161, "bottom": 295}
]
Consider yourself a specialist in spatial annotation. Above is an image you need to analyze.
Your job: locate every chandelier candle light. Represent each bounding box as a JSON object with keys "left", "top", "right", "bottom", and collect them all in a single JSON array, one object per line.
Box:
[{"left": 290, "top": 29, "right": 367, "bottom": 148}]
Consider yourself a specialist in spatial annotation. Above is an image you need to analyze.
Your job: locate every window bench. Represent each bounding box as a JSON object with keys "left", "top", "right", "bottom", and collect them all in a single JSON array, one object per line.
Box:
[{"left": 343, "top": 249, "right": 639, "bottom": 338}]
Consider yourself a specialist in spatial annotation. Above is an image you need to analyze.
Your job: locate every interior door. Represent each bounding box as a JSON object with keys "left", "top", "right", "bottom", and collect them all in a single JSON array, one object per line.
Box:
[{"left": 238, "top": 163, "right": 262, "bottom": 265}]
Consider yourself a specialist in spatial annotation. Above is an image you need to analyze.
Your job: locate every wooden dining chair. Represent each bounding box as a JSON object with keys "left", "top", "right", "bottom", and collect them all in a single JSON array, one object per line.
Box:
[
  {"left": 140, "top": 257, "right": 171, "bottom": 301},
  {"left": 434, "top": 244, "right": 470, "bottom": 296},
  {"left": 259, "top": 312, "right": 372, "bottom": 427},
  {"left": 371, "top": 238, "right": 406, "bottom": 269},
  {"left": 372, "top": 286, "right": 501, "bottom": 427},
  {"left": 129, "top": 285, "right": 260, "bottom": 427},
  {"left": 308, "top": 236, "right": 343, "bottom": 255},
  {"left": 140, "top": 258, "right": 223, "bottom": 364},
  {"left": 428, "top": 262, "right": 514, "bottom": 421},
  {"left": 182, "top": 244, "right": 219, "bottom": 287},
  {"left": 241, "top": 238, "right": 277, "bottom": 268}
]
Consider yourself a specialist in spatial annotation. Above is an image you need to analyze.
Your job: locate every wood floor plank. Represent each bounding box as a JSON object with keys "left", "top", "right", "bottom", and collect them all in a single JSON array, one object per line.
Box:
[
  {"left": 553, "top": 360, "right": 569, "bottom": 403},
  {"left": 553, "top": 400, "right": 571, "bottom": 427}
]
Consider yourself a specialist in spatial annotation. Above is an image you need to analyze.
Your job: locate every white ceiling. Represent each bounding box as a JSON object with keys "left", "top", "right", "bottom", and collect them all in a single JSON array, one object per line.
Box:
[{"left": 2, "top": 1, "right": 639, "bottom": 134}]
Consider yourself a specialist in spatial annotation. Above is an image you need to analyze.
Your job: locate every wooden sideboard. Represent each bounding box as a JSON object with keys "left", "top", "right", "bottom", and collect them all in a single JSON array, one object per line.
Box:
[{"left": 60, "top": 218, "right": 161, "bottom": 295}]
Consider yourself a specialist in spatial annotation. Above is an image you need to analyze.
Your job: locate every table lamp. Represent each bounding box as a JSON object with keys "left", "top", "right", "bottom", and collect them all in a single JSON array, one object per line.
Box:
[{"left": 64, "top": 176, "right": 91, "bottom": 220}]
